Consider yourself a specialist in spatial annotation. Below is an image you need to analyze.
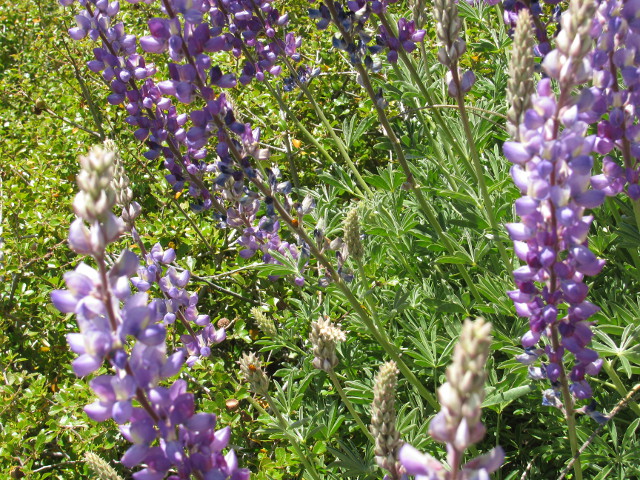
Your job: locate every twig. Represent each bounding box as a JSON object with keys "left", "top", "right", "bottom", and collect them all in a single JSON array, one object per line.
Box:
[
  {"left": 30, "top": 461, "right": 80, "bottom": 474},
  {"left": 198, "top": 264, "right": 263, "bottom": 279},
  {"left": 186, "top": 270, "right": 260, "bottom": 305},
  {"left": 390, "top": 103, "right": 507, "bottom": 130},
  {"left": 557, "top": 382, "right": 640, "bottom": 480},
  {"left": 520, "top": 455, "right": 537, "bottom": 480},
  {"left": 17, "top": 90, "right": 102, "bottom": 138}
]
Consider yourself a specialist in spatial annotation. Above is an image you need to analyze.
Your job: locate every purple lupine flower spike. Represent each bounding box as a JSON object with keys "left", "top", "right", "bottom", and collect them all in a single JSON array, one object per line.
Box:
[
  {"left": 60, "top": 0, "right": 311, "bottom": 283},
  {"left": 52, "top": 145, "right": 249, "bottom": 479},
  {"left": 506, "top": 0, "right": 607, "bottom": 412}
]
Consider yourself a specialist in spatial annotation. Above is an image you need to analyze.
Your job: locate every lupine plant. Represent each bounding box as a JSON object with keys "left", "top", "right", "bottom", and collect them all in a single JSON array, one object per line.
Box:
[
  {"left": 4, "top": 0, "right": 640, "bottom": 478},
  {"left": 51, "top": 144, "right": 249, "bottom": 479}
]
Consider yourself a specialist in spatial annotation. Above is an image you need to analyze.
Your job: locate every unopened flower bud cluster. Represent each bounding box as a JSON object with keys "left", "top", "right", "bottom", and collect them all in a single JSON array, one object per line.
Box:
[
  {"left": 251, "top": 307, "right": 277, "bottom": 337},
  {"left": 371, "top": 361, "right": 402, "bottom": 478},
  {"left": 239, "top": 352, "right": 270, "bottom": 396},
  {"left": 309, "top": 317, "right": 346, "bottom": 372},
  {"left": 344, "top": 207, "right": 364, "bottom": 262},
  {"left": 400, "top": 319, "right": 504, "bottom": 479},
  {"left": 507, "top": 10, "right": 535, "bottom": 139}
]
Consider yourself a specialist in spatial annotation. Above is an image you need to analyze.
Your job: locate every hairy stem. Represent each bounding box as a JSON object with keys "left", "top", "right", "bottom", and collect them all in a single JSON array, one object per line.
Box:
[
  {"left": 327, "top": 369, "right": 375, "bottom": 443},
  {"left": 450, "top": 66, "right": 512, "bottom": 270},
  {"left": 323, "top": 0, "right": 482, "bottom": 302},
  {"left": 550, "top": 324, "right": 583, "bottom": 480}
]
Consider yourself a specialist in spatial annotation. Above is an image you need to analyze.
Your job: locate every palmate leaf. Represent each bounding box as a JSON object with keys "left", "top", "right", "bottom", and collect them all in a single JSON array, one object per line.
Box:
[
  {"left": 317, "top": 164, "right": 360, "bottom": 196},
  {"left": 326, "top": 439, "right": 375, "bottom": 479},
  {"left": 342, "top": 115, "right": 375, "bottom": 150},
  {"left": 363, "top": 164, "right": 405, "bottom": 192},
  {"left": 307, "top": 400, "right": 345, "bottom": 440}
]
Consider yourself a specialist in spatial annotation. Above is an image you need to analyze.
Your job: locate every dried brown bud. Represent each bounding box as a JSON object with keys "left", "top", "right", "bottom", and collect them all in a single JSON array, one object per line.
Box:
[{"left": 226, "top": 398, "right": 240, "bottom": 412}]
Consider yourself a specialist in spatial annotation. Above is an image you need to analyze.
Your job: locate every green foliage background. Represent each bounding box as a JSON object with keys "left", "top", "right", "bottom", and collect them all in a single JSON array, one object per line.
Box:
[{"left": 1, "top": 1, "right": 640, "bottom": 479}]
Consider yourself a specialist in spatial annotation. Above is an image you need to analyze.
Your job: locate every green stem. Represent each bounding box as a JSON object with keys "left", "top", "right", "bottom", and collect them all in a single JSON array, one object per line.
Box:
[
  {"left": 495, "top": 410, "right": 502, "bottom": 480},
  {"left": 137, "top": 160, "right": 216, "bottom": 255},
  {"left": 280, "top": 115, "right": 301, "bottom": 190},
  {"left": 389, "top": 63, "right": 462, "bottom": 190},
  {"left": 602, "top": 359, "right": 640, "bottom": 416},
  {"left": 450, "top": 66, "right": 512, "bottom": 271},
  {"left": 250, "top": 174, "right": 439, "bottom": 410},
  {"left": 631, "top": 199, "right": 640, "bottom": 245},
  {"left": 379, "top": 13, "right": 471, "bottom": 170},
  {"left": 262, "top": 392, "right": 323, "bottom": 480},
  {"left": 262, "top": 80, "right": 338, "bottom": 177},
  {"left": 322, "top": 2, "right": 483, "bottom": 302},
  {"left": 356, "top": 260, "right": 382, "bottom": 325},
  {"left": 327, "top": 369, "right": 375, "bottom": 443},
  {"left": 551, "top": 325, "right": 583, "bottom": 480},
  {"left": 217, "top": 109, "right": 438, "bottom": 409},
  {"left": 289, "top": 70, "right": 373, "bottom": 196},
  {"left": 232, "top": 12, "right": 371, "bottom": 196}
]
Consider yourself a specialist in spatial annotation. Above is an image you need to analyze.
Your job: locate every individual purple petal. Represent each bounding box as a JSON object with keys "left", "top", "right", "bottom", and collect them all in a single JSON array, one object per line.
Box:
[
  {"left": 398, "top": 443, "right": 444, "bottom": 475},
  {"left": 72, "top": 353, "right": 103, "bottom": 376},
  {"left": 212, "top": 426, "right": 231, "bottom": 451},
  {"left": 463, "top": 446, "right": 505, "bottom": 473},
  {"left": 122, "top": 443, "right": 151, "bottom": 468},
  {"left": 85, "top": 401, "right": 113, "bottom": 423},
  {"left": 68, "top": 218, "right": 93, "bottom": 254},
  {"left": 522, "top": 330, "right": 541, "bottom": 348},
  {"left": 51, "top": 290, "right": 79, "bottom": 313},
  {"left": 503, "top": 142, "right": 532, "bottom": 165}
]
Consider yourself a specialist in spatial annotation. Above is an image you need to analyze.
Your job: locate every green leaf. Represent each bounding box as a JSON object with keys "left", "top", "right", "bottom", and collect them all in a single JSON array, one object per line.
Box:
[
  {"left": 435, "top": 254, "right": 472, "bottom": 265},
  {"left": 483, "top": 385, "right": 536, "bottom": 408}
]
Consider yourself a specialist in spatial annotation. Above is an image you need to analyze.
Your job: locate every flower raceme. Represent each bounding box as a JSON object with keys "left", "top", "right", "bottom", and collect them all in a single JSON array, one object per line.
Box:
[
  {"left": 59, "top": 0, "right": 299, "bottom": 205},
  {"left": 52, "top": 144, "right": 249, "bottom": 480},
  {"left": 60, "top": 0, "right": 311, "bottom": 286},
  {"left": 308, "top": 0, "right": 426, "bottom": 70},
  {"left": 504, "top": 0, "right": 604, "bottom": 403},
  {"left": 589, "top": 0, "right": 640, "bottom": 200},
  {"left": 400, "top": 319, "right": 503, "bottom": 480}
]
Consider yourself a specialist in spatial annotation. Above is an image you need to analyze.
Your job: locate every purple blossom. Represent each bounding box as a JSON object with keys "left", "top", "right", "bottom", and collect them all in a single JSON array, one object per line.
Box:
[
  {"left": 589, "top": 0, "right": 640, "bottom": 200},
  {"left": 60, "top": 0, "right": 310, "bottom": 284},
  {"left": 506, "top": 0, "right": 604, "bottom": 406},
  {"left": 52, "top": 145, "right": 249, "bottom": 479},
  {"left": 308, "top": 0, "right": 425, "bottom": 69}
]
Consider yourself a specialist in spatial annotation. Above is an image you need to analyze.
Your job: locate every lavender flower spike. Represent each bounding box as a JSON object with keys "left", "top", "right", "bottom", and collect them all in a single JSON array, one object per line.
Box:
[
  {"left": 505, "top": 0, "right": 604, "bottom": 406},
  {"left": 400, "top": 318, "right": 504, "bottom": 480},
  {"left": 434, "top": 0, "right": 475, "bottom": 95},
  {"left": 52, "top": 145, "right": 249, "bottom": 479}
]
